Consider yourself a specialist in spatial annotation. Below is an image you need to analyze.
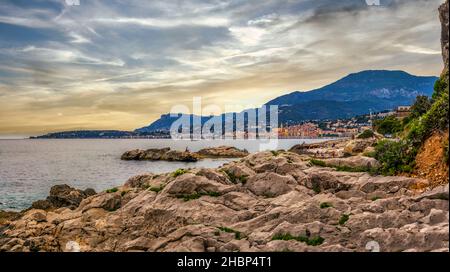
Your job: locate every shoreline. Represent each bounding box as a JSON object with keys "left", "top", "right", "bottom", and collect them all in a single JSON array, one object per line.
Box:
[{"left": 1, "top": 137, "right": 448, "bottom": 252}]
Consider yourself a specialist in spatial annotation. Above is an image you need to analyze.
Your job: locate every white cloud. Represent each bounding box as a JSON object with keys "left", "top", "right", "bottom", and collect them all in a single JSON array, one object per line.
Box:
[{"left": 91, "top": 16, "right": 230, "bottom": 28}]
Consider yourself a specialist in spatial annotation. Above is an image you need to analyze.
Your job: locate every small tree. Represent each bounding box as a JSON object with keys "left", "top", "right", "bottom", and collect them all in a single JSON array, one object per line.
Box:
[{"left": 410, "top": 95, "right": 432, "bottom": 119}]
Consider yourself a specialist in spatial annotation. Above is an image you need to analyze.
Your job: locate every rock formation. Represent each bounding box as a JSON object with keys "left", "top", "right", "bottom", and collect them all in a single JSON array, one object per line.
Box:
[
  {"left": 121, "top": 148, "right": 199, "bottom": 162},
  {"left": 439, "top": 0, "right": 449, "bottom": 76},
  {"left": 0, "top": 150, "right": 447, "bottom": 252},
  {"left": 31, "top": 185, "right": 96, "bottom": 211},
  {"left": 197, "top": 146, "right": 249, "bottom": 158},
  {"left": 121, "top": 146, "right": 249, "bottom": 162}
]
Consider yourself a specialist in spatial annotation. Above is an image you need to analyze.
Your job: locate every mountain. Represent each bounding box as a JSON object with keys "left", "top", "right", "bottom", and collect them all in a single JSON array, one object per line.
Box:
[
  {"left": 135, "top": 114, "right": 214, "bottom": 133},
  {"left": 136, "top": 70, "right": 438, "bottom": 132}
]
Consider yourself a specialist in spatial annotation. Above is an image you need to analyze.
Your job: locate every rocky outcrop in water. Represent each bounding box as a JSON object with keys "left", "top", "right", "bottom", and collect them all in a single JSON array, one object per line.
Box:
[
  {"left": 0, "top": 150, "right": 447, "bottom": 252},
  {"left": 121, "top": 146, "right": 249, "bottom": 162},
  {"left": 197, "top": 146, "right": 249, "bottom": 158},
  {"left": 121, "top": 148, "right": 199, "bottom": 162}
]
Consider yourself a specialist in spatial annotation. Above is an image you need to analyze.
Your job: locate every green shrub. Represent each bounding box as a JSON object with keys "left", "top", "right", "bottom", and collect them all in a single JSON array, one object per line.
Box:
[
  {"left": 106, "top": 187, "right": 118, "bottom": 193},
  {"left": 339, "top": 214, "right": 350, "bottom": 225},
  {"left": 270, "top": 150, "right": 281, "bottom": 156},
  {"left": 432, "top": 76, "right": 448, "bottom": 101},
  {"left": 223, "top": 169, "right": 247, "bottom": 184},
  {"left": 372, "top": 76, "right": 449, "bottom": 176},
  {"left": 121, "top": 191, "right": 128, "bottom": 196},
  {"left": 374, "top": 115, "right": 403, "bottom": 136},
  {"left": 172, "top": 168, "right": 188, "bottom": 177},
  {"left": 374, "top": 140, "right": 415, "bottom": 175},
  {"left": 149, "top": 185, "right": 164, "bottom": 193},
  {"left": 407, "top": 89, "right": 449, "bottom": 146},
  {"left": 271, "top": 233, "right": 324, "bottom": 246},
  {"left": 239, "top": 175, "right": 248, "bottom": 184},
  {"left": 312, "top": 183, "right": 321, "bottom": 194},
  {"left": 320, "top": 202, "right": 333, "bottom": 209},
  {"left": 410, "top": 95, "right": 432, "bottom": 119},
  {"left": 357, "top": 129, "right": 375, "bottom": 139},
  {"left": 310, "top": 159, "right": 326, "bottom": 167},
  {"left": 218, "top": 227, "right": 242, "bottom": 240}
]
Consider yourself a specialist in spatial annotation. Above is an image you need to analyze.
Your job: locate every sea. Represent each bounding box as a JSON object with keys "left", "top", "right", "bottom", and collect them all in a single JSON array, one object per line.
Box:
[{"left": 0, "top": 138, "right": 330, "bottom": 211}]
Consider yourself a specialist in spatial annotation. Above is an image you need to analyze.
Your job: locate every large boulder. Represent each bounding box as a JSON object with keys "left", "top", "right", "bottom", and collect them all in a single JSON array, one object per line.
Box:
[
  {"left": 32, "top": 185, "right": 96, "bottom": 211},
  {"left": 163, "top": 174, "right": 233, "bottom": 196},
  {"left": 245, "top": 172, "right": 297, "bottom": 197},
  {"left": 323, "top": 156, "right": 380, "bottom": 169},
  {"left": 343, "top": 139, "right": 376, "bottom": 156}
]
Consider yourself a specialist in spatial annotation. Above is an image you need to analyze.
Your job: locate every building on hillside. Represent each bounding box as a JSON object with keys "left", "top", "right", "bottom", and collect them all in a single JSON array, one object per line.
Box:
[{"left": 395, "top": 106, "right": 411, "bottom": 118}]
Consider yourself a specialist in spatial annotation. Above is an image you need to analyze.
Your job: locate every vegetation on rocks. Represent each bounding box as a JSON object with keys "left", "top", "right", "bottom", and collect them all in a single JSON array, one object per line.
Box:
[
  {"left": 357, "top": 129, "right": 375, "bottom": 139},
  {"left": 176, "top": 191, "right": 221, "bottom": 201},
  {"left": 339, "top": 214, "right": 350, "bottom": 226},
  {"left": 374, "top": 72, "right": 449, "bottom": 176},
  {"left": 172, "top": 168, "right": 188, "bottom": 178},
  {"left": 271, "top": 233, "right": 325, "bottom": 246},
  {"left": 218, "top": 227, "right": 242, "bottom": 240},
  {"left": 106, "top": 187, "right": 118, "bottom": 193},
  {"left": 1, "top": 149, "right": 448, "bottom": 252},
  {"left": 320, "top": 202, "right": 333, "bottom": 209},
  {"left": 374, "top": 115, "right": 403, "bottom": 136},
  {"left": 149, "top": 185, "right": 164, "bottom": 193}
]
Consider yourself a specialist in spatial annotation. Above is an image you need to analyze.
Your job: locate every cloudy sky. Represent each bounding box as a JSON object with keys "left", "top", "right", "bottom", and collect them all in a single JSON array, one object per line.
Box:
[{"left": 0, "top": 0, "right": 445, "bottom": 137}]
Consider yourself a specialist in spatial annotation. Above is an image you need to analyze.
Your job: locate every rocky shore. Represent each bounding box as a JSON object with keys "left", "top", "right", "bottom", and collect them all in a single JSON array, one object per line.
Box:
[
  {"left": 121, "top": 146, "right": 249, "bottom": 162},
  {"left": 0, "top": 143, "right": 448, "bottom": 252}
]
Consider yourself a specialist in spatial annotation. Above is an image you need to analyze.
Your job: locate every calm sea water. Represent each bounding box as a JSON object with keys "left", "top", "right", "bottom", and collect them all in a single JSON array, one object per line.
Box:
[{"left": 0, "top": 138, "right": 329, "bottom": 211}]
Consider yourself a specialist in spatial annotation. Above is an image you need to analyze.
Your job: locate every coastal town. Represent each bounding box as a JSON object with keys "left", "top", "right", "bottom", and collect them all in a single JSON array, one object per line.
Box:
[
  {"left": 276, "top": 106, "right": 410, "bottom": 138},
  {"left": 33, "top": 106, "right": 411, "bottom": 140}
]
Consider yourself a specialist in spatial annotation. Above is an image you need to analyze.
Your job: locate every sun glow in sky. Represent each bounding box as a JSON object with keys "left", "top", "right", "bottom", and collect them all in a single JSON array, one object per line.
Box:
[{"left": 0, "top": 0, "right": 444, "bottom": 136}]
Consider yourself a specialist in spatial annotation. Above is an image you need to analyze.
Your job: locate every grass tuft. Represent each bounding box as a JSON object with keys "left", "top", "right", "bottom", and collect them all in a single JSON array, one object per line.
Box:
[{"left": 106, "top": 187, "right": 118, "bottom": 193}]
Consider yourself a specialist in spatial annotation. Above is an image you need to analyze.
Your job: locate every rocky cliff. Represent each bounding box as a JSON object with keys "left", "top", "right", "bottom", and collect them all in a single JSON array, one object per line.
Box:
[{"left": 439, "top": 0, "right": 449, "bottom": 76}]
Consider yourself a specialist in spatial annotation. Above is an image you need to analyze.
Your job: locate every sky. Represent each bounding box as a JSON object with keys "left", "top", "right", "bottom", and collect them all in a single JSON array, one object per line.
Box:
[{"left": 0, "top": 0, "right": 445, "bottom": 137}]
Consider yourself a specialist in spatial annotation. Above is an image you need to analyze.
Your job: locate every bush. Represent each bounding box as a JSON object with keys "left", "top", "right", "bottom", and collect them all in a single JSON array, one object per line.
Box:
[
  {"left": 339, "top": 214, "right": 350, "bottom": 225},
  {"left": 149, "top": 185, "right": 164, "bottom": 193},
  {"left": 374, "top": 115, "right": 403, "bottom": 136},
  {"left": 177, "top": 191, "right": 221, "bottom": 201},
  {"left": 410, "top": 95, "right": 432, "bottom": 119},
  {"left": 320, "top": 202, "right": 333, "bottom": 209},
  {"left": 271, "top": 233, "right": 324, "bottom": 246},
  {"left": 374, "top": 140, "right": 415, "bottom": 175},
  {"left": 172, "top": 168, "right": 188, "bottom": 177},
  {"left": 373, "top": 76, "right": 449, "bottom": 176},
  {"left": 218, "top": 227, "right": 242, "bottom": 240},
  {"left": 432, "top": 76, "right": 448, "bottom": 101},
  {"left": 407, "top": 89, "right": 449, "bottom": 146},
  {"left": 357, "top": 129, "right": 375, "bottom": 139},
  {"left": 106, "top": 187, "right": 118, "bottom": 193},
  {"left": 310, "top": 159, "right": 326, "bottom": 167}
]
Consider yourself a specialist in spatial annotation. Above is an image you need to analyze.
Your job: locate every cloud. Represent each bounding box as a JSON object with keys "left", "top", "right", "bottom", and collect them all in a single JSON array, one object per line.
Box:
[{"left": 0, "top": 0, "right": 445, "bottom": 135}]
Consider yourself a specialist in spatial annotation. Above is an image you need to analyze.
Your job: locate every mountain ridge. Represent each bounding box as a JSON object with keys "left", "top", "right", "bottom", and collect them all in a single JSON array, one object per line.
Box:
[{"left": 136, "top": 70, "right": 438, "bottom": 132}]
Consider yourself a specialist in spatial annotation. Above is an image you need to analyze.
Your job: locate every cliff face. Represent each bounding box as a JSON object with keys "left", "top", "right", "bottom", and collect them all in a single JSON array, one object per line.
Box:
[{"left": 440, "top": 0, "right": 449, "bottom": 76}]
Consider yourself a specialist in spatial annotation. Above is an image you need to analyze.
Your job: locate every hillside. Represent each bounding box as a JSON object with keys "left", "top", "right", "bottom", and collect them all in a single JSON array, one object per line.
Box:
[{"left": 137, "top": 70, "right": 437, "bottom": 132}]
